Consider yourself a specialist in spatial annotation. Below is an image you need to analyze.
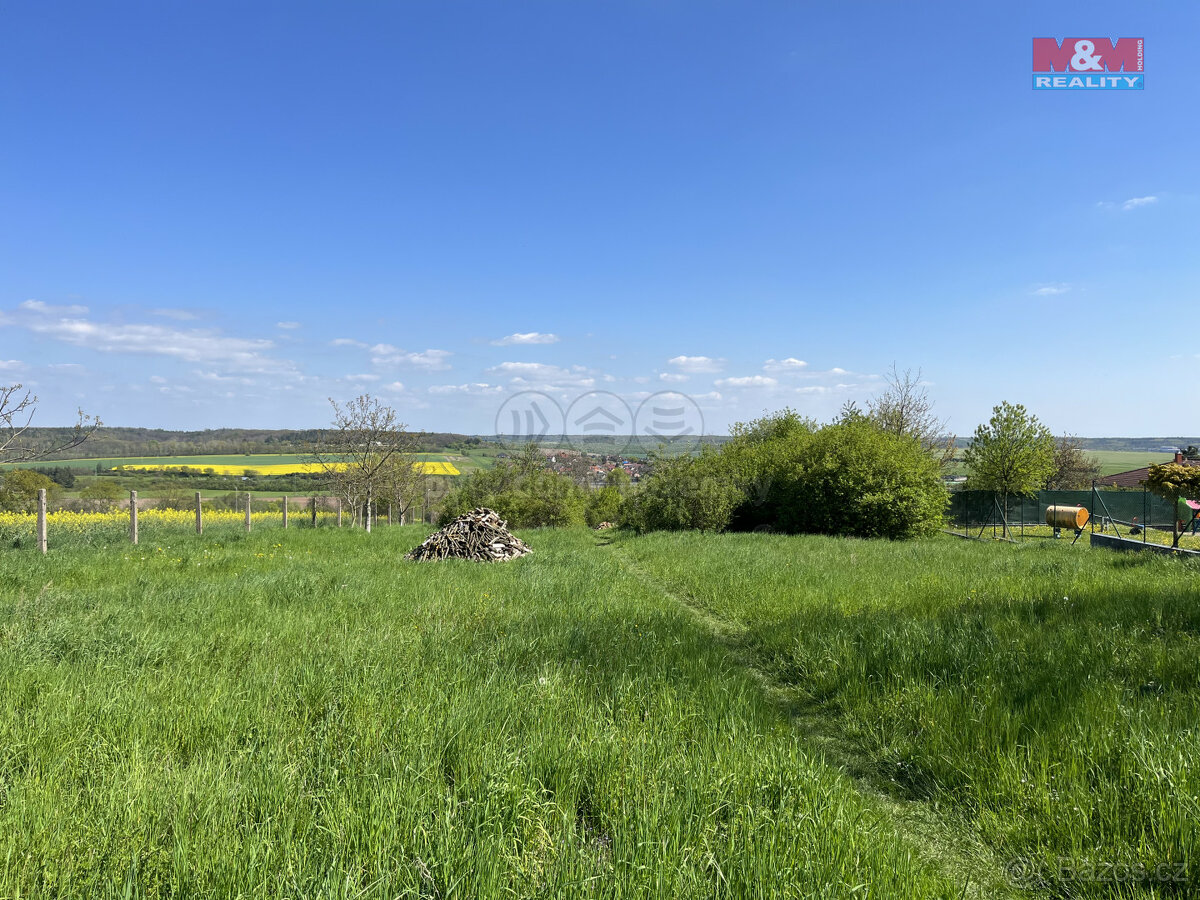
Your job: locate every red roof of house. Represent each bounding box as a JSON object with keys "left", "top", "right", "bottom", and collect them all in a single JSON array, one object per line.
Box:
[{"left": 1097, "top": 457, "right": 1200, "bottom": 488}]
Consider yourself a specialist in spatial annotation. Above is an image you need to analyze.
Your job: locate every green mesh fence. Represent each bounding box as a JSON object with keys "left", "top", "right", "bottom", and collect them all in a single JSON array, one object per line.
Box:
[{"left": 947, "top": 489, "right": 1179, "bottom": 532}]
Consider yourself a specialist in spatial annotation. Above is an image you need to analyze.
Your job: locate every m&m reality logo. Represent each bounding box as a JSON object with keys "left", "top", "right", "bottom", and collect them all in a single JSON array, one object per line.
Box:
[{"left": 1033, "top": 38, "right": 1143, "bottom": 90}]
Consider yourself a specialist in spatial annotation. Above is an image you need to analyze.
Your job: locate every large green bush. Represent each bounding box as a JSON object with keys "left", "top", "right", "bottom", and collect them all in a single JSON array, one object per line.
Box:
[
  {"left": 765, "top": 418, "right": 946, "bottom": 539},
  {"left": 628, "top": 411, "right": 946, "bottom": 539},
  {"left": 623, "top": 450, "right": 743, "bottom": 533}
]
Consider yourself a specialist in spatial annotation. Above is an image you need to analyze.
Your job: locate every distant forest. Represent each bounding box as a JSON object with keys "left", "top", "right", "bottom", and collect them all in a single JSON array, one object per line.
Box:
[
  {"left": 12, "top": 427, "right": 486, "bottom": 460},
  {"left": 12, "top": 427, "right": 1199, "bottom": 462}
]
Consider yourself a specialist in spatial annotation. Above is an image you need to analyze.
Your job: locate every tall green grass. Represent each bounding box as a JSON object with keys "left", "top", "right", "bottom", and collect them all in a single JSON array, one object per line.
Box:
[
  {"left": 0, "top": 528, "right": 959, "bottom": 898},
  {"left": 617, "top": 531, "right": 1200, "bottom": 897}
]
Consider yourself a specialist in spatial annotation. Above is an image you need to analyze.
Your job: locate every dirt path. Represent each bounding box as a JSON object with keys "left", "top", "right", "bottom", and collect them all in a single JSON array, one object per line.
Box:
[{"left": 603, "top": 539, "right": 1022, "bottom": 899}]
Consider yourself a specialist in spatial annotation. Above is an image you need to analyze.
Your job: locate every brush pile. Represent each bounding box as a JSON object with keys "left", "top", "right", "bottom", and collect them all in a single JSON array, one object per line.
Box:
[
  {"left": 405, "top": 507, "right": 531, "bottom": 562},
  {"left": 594, "top": 521, "right": 616, "bottom": 531}
]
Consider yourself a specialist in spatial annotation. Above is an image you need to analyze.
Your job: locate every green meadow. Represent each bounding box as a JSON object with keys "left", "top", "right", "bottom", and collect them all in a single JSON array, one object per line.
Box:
[{"left": 1, "top": 525, "right": 1196, "bottom": 897}]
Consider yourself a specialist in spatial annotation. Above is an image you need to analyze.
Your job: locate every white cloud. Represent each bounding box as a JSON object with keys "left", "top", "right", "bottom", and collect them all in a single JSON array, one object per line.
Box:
[
  {"left": 0, "top": 360, "right": 24, "bottom": 371},
  {"left": 21, "top": 299, "right": 88, "bottom": 315},
  {"left": 369, "top": 344, "right": 453, "bottom": 370},
  {"left": 276, "top": 321, "right": 301, "bottom": 330},
  {"left": 149, "top": 375, "right": 167, "bottom": 384},
  {"left": 486, "top": 361, "right": 595, "bottom": 387},
  {"left": 659, "top": 372, "right": 689, "bottom": 383},
  {"left": 383, "top": 381, "right": 405, "bottom": 392},
  {"left": 715, "top": 375, "right": 778, "bottom": 387},
  {"left": 491, "top": 332, "right": 560, "bottom": 346},
  {"left": 668, "top": 355, "right": 725, "bottom": 374},
  {"left": 763, "top": 357, "right": 807, "bottom": 372},
  {"left": 343, "top": 374, "right": 380, "bottom": 383},
  {"left": 194, "top": 370, "right": 256, "bottom": 385},
  {"left": 15, "top": 305, "right": 295, "bottom": 376},
  {"left": 331, "top": 338, "right": 368, "bottom": 348},
  {"left": 1122, "top": 195, "right": 1158, "bottom": 211},
  {"left": 428, "top": 383, "right": 504, "bottom": 395},
  {"left": 152, "top": 308, "right": 199, "bottom": 321},
  {"left": 1032, "top": 283, "right": 1071, "bottom": 296}
]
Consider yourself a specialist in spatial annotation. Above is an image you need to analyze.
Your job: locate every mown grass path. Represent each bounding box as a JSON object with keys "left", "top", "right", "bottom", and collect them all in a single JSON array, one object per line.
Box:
[
  {"left": 1, "top": 527, "right": 967, "bottom": 899},
  {"left": 603, "top": 537, "right": 1018, "bottom": 899},
  {"left": 614, "top": 531, "right": 1200, "bottom": 899}
]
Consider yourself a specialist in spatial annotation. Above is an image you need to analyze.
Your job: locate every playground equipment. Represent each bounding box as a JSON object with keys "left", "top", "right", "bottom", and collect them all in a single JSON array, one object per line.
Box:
[{"left": 1045, "top": 505, "right": 1089, "bottom": 531}]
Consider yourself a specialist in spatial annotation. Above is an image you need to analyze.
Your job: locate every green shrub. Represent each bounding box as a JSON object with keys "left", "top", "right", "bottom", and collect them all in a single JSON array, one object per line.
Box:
[
  {"left": 438, "top": 446, "right": 587, "bottom": 528},
  {"left": 623, "top": 450, "right": 742, "bottom": 533},
  {"left": 628, "top": 410, "right": 946, "bottom": 539},
  {"left": 765, "top": 419, "right": 947, "bottom": 539},
  {"left": 0, "top": 469, "right": 61, "bottom": 512}
]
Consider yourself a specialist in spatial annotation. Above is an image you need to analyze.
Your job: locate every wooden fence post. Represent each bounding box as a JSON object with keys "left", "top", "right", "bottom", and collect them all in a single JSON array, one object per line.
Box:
[
  {"left": 311, "top": 497, "right": 317, "bottom": 527},
  {"left": 37, "top": 488, "right": 47, "bottom": 554},
  {"left": 388, "top": 500, "right": 394, "bottom": 526},
  {"left": 245, "top": 493, "right": 251, "bottom": 533},
  {"left": 282, "top": 496, "right": 288, "bottom": 529},
  {"left": 130, "top": 490, "right": 138, "bottom": 545},
  {"left": 337, "top": 498, "right": 343, "bottom": 527},
  {"left": 195, "top": 492, "right": 203, "bottom": 534}
]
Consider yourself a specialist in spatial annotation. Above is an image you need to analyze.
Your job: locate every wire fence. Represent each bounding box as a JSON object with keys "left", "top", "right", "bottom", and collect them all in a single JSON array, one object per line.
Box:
[
  {"left": 2, "top": 490, "right": 432, "bottom": 554},
  {"left": 947, "top": 487, "right": 1200, "bottom": 547}
]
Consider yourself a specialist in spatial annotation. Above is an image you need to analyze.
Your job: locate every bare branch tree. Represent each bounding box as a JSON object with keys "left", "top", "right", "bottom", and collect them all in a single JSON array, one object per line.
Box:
[
  {"left": 377, "top": 453, "right": 428, "bottom": 524},
  {"left": 867, "top": 365, "right": 956, "bottom": 468},
  {"left": 1045, "top": 434, "right": 1101, "bottom": 489},
  {"left": 309, "top": 395, "right": 421, "bottom": 532},
  {"left": 1, "top": 384, "right": 101, "bottom": 461}
]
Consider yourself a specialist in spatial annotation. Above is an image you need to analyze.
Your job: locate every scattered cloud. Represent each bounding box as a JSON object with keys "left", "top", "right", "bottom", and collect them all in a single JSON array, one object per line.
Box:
[
  {"left": 21, "top": 299, "right": 88, "bottom": 315},
  {"left": 331, "top": 338, "right": 368, "bottom": 348},
  {"left": 0, "top": 360, "right": 24, "bottom": 372},
  {"left": 276, "top": 321, "right": 301, "bottom": 330},
  {"left": 152, "top": 308, "right": 200, "bottom": 321},
  {"left": 667, "top": 355, "right": 725, "bottom": 374},
  {"left": 428, "top": 383, "right": 504, "bottom": 395},
  {"left": 1032, "top": 282, "right": 1071, "bottom": 296},
  {"left": 369, "top": 345, "right": 453, "bottom": 370},
  {"left": 763, "top": 357, "right": 807, "bottom": 372},
  {"left": 13, "top": 304, "right": 296, "bottom": 376},
  {"left": 659, "top": 372, "right": 689, "bottom": 383},
  {"left": 342, "top": 374, "right": 380, "bottom": 383},
  {"left": 149, "top": 375, "right": 167, "bottom": 384},
  {"left": 486, "top": 361, "right": 595, "bottom": 387},
  {"left": 715, "top": 375, "right": 778, "bottom": 388},
  {"left": 491, "top": 332, "right": 560, "bottom": 346},
  {"left": 1122, "top": 195, "right": 1158, "bottom": 211},
  {"left": 383, "top": 381, "right": 405, "bottom": 392}
]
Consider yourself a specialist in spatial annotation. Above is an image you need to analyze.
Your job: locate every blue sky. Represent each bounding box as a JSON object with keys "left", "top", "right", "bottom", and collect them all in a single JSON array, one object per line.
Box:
[{"left": 2, "top": 1, "right": 1197, "bottom": 437}]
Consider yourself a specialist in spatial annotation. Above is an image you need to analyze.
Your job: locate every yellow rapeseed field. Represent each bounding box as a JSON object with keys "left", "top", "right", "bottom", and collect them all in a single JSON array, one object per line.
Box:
[
  {"left": 112, "top": 461, "right": 460, "bottom": 476},
  {"left": 0, "top": 508, "right": 326, "bottom": 533}
]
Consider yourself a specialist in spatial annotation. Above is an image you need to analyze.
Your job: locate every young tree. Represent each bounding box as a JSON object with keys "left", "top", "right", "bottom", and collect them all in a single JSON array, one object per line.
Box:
[
  {"left": 0, "top": 469, "right": 60, "bottom": 512},
  {"left": 1045, "top": 434, "right": 1102, "bottom": 489},
  {"left": 309, "top": 395, "right": 421, "bottom": 532},
  {"left": 377, "top": 453, "right": 428, "bottom": 524},
  {"left": 867, "top": 365, "right": 956, "bottom": 468},
  {"left": 1145, "top": 463, "right": 1200, "bottom": 549},
  {"left": 963, "top": 402, "right": 1054, "bottom": 536},
  {"left": 80, "top": 479, "right": 123, "bottom": 511},
  {"left": 1, "top": 383, "right": 100, "bottom": 461}
]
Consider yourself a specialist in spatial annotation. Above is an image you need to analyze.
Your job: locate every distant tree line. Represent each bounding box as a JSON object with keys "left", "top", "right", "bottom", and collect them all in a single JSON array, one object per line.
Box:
[{"left": 10, "top": 427, "right": 487, "bottom": 462}]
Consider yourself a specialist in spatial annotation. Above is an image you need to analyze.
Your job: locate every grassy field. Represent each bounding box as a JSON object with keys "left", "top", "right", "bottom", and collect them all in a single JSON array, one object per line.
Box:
[
  {"left": 616, "top": 531, "right": 1199, "bottom": 897},
  {"left": 1, "top": 526, "right": 1196, "bottom": 896},
  {"left": 945, "top": 450, "right": 1174, "bottom": 479},
  {"left": 1091, "top": 450, "right": 1177, "bottom": 476}
]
